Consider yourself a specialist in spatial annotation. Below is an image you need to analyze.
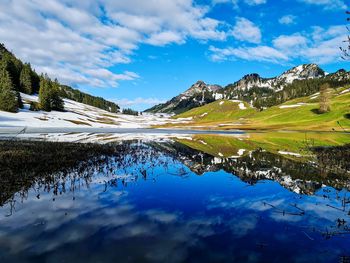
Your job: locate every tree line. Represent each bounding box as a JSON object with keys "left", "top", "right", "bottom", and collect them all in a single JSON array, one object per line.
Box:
[
  {"left": 0, "top": 44, "right": 119, "bottom": 113},
  {"left": 122, "top": 108, "right": 139, "bottom": 116}
]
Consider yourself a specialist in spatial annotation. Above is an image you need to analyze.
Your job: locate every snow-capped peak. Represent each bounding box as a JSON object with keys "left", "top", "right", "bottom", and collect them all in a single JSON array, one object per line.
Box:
[{"left": 277, "top": 64, "right": 325, "bottom": 84}]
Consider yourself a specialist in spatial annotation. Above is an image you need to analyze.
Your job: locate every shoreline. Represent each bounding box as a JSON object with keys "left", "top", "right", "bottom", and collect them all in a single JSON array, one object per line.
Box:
[
  {"left": 0, "top": 126, "right": 244, "bottom": 135},
  {"left": 0, "top": 126, "right": 349, "bottom": 135}
]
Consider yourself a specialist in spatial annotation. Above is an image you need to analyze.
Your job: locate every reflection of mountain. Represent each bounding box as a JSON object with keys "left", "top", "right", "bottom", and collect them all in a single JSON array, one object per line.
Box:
[
  {"left": 154, "top": 140, "right": 350, "bottom": 195},
  {"left": 0, "top": 139, "right": 349, "bottom": 207}
]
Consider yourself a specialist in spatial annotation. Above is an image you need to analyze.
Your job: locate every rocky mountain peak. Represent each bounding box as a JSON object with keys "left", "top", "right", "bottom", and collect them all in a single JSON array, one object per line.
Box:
[
  {"left": 327, "top": 69, "right": 350, "bottom": 81},
  {"left": 231, "top": 73, "right": 270, "bottom": 90},
  {"left": 278, "top": 64, "right": 325, "bottom": 84},
  {"left": 182, "top": 81, "right": 222, "bottom": 97},
  {"left": 242, "top": 73, "right": 261, "bottom": 81}
]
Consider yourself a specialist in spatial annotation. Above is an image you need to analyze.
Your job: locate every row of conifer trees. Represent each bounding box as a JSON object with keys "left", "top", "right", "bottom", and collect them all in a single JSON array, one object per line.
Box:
[
  {"left": 0, "top": 44, "right": 119, "bottom": 113},
  {"left": 0, "top": 44, "right": 63, "bottom": 112}
]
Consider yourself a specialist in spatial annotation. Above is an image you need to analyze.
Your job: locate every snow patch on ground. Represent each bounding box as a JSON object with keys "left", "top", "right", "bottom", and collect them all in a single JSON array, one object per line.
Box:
[
  {"left": 278, "top": 151, "right": 302, "bottom": 157},
  {"left": 229, "top": 100, "right": 247, "bottom": 110},
  {"left": 229, "top": 149, "right": 246, "bottom": 159},
  {"left": 238, "top": 102, "right": 246, "bottom": 110},
  {"left": 213, "top": 157, "right": 222, "bottom": 164},
  {"left": 238, "top": 149, "right": 246, "bottom": 156},
  {"left": 214, "top": 93, "right": 223, "bottom": 100},
  {"left": 200, "top": 112, "right": 208, "bottom": 117},
  {"left": 309, "top": 92, "right": 320, "bottom": 100},
  {"left": 0, "top": 93, "right": 185, "bottom": 129},
  {"left": 177, "top": 117, "right": 193, "bottom": 121},
  {"left": 340, "top": 88, "right": 350, "bottom": 94},
  {"left": 279, "top": 104, "right": 302, "bottom": 109},
  {"left": 219, "top": 101, "right": 224, "bottom": 105}
]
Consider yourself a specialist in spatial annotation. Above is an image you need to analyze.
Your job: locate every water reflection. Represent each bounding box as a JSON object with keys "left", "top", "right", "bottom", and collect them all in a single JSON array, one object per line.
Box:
[{"left": 0, "top": 138, "right": 349, "bottom": 263}]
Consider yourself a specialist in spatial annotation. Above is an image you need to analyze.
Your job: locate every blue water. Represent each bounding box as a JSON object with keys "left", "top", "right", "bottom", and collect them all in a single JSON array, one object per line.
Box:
[{"left": 0, "top": 141, "right": 349, "bottom": 263}]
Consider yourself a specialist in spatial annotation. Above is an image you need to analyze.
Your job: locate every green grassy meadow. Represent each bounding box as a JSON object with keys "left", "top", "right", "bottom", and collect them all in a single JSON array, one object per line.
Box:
[{"left": 162, "top": 87, "right": 350, "bottom": 132}]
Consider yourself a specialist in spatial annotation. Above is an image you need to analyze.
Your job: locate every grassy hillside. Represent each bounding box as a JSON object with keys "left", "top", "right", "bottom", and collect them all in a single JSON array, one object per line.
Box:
[
  {"left": 176, "top": 100, "right": 255, "bottom": 122},
  {"left": 161, "top": 87, "right": 350, "bottom": 132}
]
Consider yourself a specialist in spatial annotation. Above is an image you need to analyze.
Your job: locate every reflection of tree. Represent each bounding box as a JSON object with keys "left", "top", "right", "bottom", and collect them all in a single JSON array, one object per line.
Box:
[
  {"left": 0, "top": 140, "right": 186, "bottom": 208},
  {"left": 0, "top": 140, "right": 120, "bottom": 206},
  {"left": 313, "top": 144, "right": 350, "bottom": 176},
  {"left": 1, "top": 139, "right": 349, "bottom": 211}
]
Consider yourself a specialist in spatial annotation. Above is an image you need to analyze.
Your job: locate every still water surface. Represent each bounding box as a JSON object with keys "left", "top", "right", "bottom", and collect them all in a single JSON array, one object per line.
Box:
[{"left": 0, "top": 139, "right": 349, "bottom": 263}]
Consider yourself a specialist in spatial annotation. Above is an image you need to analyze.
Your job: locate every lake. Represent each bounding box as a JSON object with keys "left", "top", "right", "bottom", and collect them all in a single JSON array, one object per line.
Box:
[{"left": 0, "top": 132, "right": 349, "bottom": 263}]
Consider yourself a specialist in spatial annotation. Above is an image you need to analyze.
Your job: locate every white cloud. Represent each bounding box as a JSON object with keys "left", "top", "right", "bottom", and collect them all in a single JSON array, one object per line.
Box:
[
  {"left": 302, "top": 25, "right": 348, "bottom": 63},
  {"left": 0, "top": 0, "right": 228, "bottom": 88},
  {"left": 210, "top": 25, "right": 347, "bottom": 64},
  {"left": 209, "top": 45, "right": 288, "bottom": 63},
  {"left": 115, "top": 97, "right": 167, "bottom": 108},
  {"left": 212, "top": 0, "right": 239, "bottom": 9},
  {"left": 244, "top": 0, "right": 266, "bottom": 5},
  {"left": 145, "top": 31, "right": 185, "bottom": 46},
  {"left": 299, "top": 0, "right": 347, "bottom": 10},
  {"left": 286, "top": 26, "right": 347, "bottom": 64},
  {"left": 273, "top": 34, "right": 308, "bottom": 52},
  {"left": 273, "top": 26, "right": 348, "bottom": 64},
  {"left": 232, "top": 17, "right": 262, "bottom": 44},
  {"left": 279, "top": 15, "right": 297, "bottom": 25},
  {"left": 211, "top": 0, "right": 265, "bottom": 8}
]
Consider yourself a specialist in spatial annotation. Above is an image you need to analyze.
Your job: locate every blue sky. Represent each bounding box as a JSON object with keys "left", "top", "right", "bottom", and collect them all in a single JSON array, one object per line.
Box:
[{"left": 1, "top": 0, "right": 349, "bottom": 110}]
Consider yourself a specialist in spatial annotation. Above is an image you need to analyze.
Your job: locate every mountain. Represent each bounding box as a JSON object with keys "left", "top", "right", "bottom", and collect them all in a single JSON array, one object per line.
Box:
[
  {"left": 162, "top": 86, "right": 350, "bottom": 132},
  {"left": 146, "top": 64, "right": 348, "bottom": 113},
  {"left": 224, "top": 64, "right": 325, "bottom": 92},
  {"left": 146, "top": 80, "right": 223, "bottom": 114}
]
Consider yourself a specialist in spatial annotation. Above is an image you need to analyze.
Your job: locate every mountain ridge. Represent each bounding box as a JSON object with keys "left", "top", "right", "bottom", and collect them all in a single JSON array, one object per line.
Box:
[{"left": 145, "top": 64, "right": 349, "bottom": 114}]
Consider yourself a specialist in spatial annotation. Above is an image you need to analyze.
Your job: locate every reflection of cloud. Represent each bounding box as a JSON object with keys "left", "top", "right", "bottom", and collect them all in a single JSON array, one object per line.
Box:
[
  {"left": 269, "top": 212, "right": 303, "bottom": 223},
  {"left": 0, "top": 142, "right": 349, "bottom": 262},
  {"left": 206, "top": 189, "right": 348, "bottom": 229},
  {"left": 0, "top": 177, "right": 220, "bottom": 263},
  {"left": 248, "top": 198, "right": 285, "bottom": 211},
  {"left": 146, "top": 209, "right": 180, "bottom": 223},
  {"left": 229, "top": 214, "right": 258, "bottom": 238}
]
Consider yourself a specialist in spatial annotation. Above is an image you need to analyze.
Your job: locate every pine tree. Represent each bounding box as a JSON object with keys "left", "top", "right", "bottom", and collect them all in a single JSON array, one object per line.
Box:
[
  {"left": 39, "top": 76, "right": 64, "bottom": 112},
  {"left": 319, "top": 83, "right": 331, "bottom": 114},
  {"left": 31, "top": 69, "right": 40, "bottom": 94},
  {"left": 39, "top": 75, "right": 51, "bottom": 111},
  {"left": 20, "top": 63, "right": 33, "bottom": 94},
  {"left": 1, "top": 52, "right": 22, "bottom": 90},
  {"left": 50, "top": 79, "right": 64, "bottom": 111},
  {"left": 0, "top": 68, "right": 19, "bottom": 112}
]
